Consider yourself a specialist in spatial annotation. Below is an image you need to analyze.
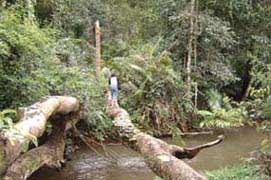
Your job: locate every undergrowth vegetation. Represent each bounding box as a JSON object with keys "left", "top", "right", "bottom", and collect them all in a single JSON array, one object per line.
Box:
[
  {"left": 197, "top": 90, "right": 247, "bottom": 128},
  {"left": 205, "top": 163, "right": 268, "bottom": 180}
]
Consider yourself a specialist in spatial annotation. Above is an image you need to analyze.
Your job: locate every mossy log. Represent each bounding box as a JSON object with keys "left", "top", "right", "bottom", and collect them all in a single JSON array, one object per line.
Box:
[
  {"left": 0, "top": 96, "right": 79, "bottom": 175},
  {"left": 3, "top": 118, "right": 78, "bottom": 180},
  {"left": 107, "top": 107, "right": 224, "bottom": 180}
]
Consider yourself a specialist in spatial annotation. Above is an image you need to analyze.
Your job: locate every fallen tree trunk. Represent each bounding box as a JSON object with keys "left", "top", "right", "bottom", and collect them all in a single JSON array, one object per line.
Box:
[
  {"left": 107, "top": 107, "right": 224, "bottom": 180},
  {"left": 3, "top": 117, "right": 78, "bottom": 180},
  {"left": 0, "top": 96, "right": 79, "bottom": 175}
]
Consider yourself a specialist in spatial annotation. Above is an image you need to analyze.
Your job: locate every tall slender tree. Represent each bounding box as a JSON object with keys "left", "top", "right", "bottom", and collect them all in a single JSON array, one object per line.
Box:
[
  {"left": 186, "top": 0, "right": 195, "bottom": 100},
  {"left": 194, "top": 0, "right": 199, "bottom": 108}
]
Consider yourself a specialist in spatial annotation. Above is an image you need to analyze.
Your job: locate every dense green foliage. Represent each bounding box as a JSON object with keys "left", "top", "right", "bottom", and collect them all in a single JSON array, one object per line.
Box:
[{"left": 0, "top": 9, "right": 55, "bottom": 108}]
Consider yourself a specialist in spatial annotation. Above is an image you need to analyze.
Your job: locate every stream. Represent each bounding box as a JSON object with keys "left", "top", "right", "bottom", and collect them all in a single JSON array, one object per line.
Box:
[{"left": 29, "top": 127, "right": 264, "bottom": 180}]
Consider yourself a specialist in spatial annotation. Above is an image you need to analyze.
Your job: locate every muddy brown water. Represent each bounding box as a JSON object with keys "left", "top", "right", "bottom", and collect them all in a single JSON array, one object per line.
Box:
[{"left": 29, "top": 127, "right": 264, "bottom": 180}]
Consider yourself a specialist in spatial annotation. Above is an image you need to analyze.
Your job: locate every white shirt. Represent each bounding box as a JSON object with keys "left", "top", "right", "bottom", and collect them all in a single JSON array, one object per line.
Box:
[{"left": 110, "top": 77, "right": 118, "bottom": 88}]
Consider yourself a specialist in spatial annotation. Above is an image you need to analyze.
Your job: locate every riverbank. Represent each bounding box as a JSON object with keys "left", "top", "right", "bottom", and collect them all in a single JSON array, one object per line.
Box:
[{"left": 205, "top": 163, "right": 268, "bottom": 180}]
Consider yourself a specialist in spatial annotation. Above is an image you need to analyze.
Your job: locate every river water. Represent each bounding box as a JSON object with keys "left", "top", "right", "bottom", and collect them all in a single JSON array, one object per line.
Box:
[{"left": 29, "top": 127, "right": 264, "bottom": 180}]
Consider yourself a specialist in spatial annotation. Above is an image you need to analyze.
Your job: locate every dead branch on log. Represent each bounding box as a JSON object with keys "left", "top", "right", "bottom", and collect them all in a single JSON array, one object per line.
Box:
[{"left": 170, "top": 135, "right": 224, "bottom": 159}]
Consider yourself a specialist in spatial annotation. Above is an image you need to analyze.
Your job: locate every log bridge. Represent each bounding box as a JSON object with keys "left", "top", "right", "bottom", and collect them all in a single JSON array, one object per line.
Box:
[
  {"left": 107, "top": 106, "right": 224, "bottom": 180},
  {"left": 0, "top": 96, "right": 223, "bottom": 180}
]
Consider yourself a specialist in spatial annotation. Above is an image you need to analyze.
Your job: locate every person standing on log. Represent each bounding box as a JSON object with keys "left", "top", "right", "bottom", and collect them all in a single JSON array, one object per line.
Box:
[{"left": 108, "top": 73, "right": 119, "bottom": 107}]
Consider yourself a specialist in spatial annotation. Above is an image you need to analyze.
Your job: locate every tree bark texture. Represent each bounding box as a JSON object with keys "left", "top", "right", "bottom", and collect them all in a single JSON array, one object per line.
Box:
[
  {"left": 0, "top": 96, "right": 79, "bottom": 175},
  {"left": 95, "top": 20, "right": 101, "bottom": 76},
  {"left": 107, "top": 107, "right": 224, "bottom": 180},
  {"left": 186, "top": 0, "right": 195, "bottom": 99},
  {"left": 3, "top": 118, "right": 78, "bottom": 180}
]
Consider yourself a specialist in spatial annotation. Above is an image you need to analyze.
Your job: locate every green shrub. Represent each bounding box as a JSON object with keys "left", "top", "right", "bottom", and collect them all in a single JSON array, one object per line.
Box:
[
  {"left": 197, "top": 90, "right": 247, "bottom": 128},
  {"left": 0, "top": 9, "right": 58, "bottom": 108},
  {"left": 205, "top": 163, "right": 267, "bottom": 180}
]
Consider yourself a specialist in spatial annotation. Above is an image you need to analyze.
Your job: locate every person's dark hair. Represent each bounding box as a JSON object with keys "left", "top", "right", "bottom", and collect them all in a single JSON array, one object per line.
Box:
[{"left": 111, "top": 73, "right": 116, "bottom": 77}]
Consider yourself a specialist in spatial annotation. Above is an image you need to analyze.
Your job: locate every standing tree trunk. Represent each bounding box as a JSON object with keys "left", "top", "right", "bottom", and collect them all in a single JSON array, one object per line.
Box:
[
  {"left": 186, "top": 0, "right": 195, "bottom": 100},
  {"left": 0, "top": 96, "right": 79, "bottom": 175},
  {"left": 107, "top": 106, "right": 224, "bottom": 180},
  {"left": 193, "top": 31, "right": 198, "bottom": 108},
  {"left": 95, "top": 20, "right": 101, "bottom": 76},
  {"left": 193, "top": 0, "right": 199, "bottom": 108}
]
